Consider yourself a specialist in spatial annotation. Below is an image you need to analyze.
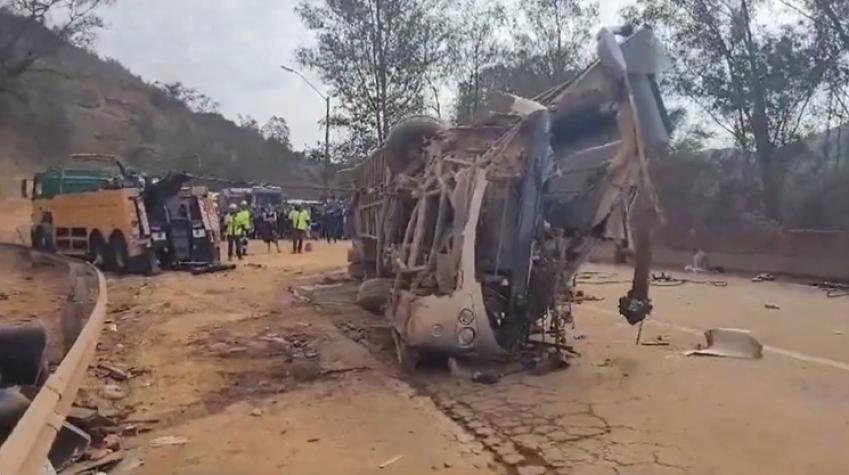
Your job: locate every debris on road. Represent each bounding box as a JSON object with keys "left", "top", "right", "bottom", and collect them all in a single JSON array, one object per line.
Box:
[
  {"left": 764, "top": 304, "right": 781, "bottom": 310},
  {"left": 149, "top": 436, "right": 189, "bottom": 447},
  {"left": 62, "top": 451, "right": 124, "bottom": 474},
  {"left": 685, "top": 328, "right": 763, "bottom": 359},
  {"left": 752, "top": 273, "right": 775, "bottom": 283},
  {"left": 99, "top": 384, "right": 127, "bottom": 401},
  {"left": 250, "top": 408, "right": 264, "bottom": 417},
  {"left": 812, "top": 281, "right": 849, "bottom": 298},
  {"left": 379, "top": 454, "right": 405, "bottom": 469},
  {"left": 641, "top": 336, "right": 670, "bottom": 347},
  {"left": 97, "top": 363, "right": 129, "bottom": 381}
]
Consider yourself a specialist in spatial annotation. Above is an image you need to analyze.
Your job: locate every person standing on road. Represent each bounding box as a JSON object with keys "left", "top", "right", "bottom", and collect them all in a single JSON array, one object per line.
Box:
[
  {"left": 261, "top": 205, "right": 280, "bottom": 253},
  {"left": 289, "top": 204, "right": 309, "bottom": 254},
  {"left": 235, "top": 201, "right": 252, "bottom": 256},
  {"left": 224, "top": 203, "right": 244, "bottom": 260}
]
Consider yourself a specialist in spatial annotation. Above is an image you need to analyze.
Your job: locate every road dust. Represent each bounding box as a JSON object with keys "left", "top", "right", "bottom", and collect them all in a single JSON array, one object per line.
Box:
[{"left": 74, "top": 242, "right": 494, "bottom": 475}]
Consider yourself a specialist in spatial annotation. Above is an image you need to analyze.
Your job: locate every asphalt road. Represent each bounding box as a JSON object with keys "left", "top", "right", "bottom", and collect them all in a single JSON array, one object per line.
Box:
[{"left": 418, "top": 263, "right": 849, "bottom": 475}]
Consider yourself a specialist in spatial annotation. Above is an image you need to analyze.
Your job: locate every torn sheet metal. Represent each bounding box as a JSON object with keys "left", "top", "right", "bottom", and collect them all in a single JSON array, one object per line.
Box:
[{"left": 685, "top": 328, "right": 763, "bottom": 359}]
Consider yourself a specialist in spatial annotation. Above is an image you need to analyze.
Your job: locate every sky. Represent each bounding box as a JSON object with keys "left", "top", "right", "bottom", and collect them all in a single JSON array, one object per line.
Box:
[{"left": 95, "top": 0, "right": 628, "bottom": 151}]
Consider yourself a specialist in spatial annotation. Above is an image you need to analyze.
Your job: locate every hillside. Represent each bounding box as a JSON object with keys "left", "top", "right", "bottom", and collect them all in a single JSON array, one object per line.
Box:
[{"left": 0, "top": 11, "right": 324, "bottom": 196}]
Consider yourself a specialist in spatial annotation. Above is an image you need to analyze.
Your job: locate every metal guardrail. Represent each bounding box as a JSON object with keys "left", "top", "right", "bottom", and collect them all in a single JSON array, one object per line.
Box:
[{"left": 0, "top": 244, "right": 108, "bottom": 475}]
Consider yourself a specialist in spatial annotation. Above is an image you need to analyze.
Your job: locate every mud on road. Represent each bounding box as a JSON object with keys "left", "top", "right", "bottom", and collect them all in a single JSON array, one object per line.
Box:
[{"left": 66, "top": 240, "right": 849, "bottom": 475}]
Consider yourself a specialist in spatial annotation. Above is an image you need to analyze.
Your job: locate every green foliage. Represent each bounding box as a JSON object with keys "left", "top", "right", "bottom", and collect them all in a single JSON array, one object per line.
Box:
[
  {"left": 451, "top": 0, "right": 598, "bottom": 125},
  {"left": 623, "top": 0, "right": 834, "bottom": 221},
  {"left": 296, "top": 0, "right": 451, "bottom": 161}
]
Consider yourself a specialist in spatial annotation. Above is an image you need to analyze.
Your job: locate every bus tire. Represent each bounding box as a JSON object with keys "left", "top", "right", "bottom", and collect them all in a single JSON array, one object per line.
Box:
[
  {"left": 87, "top": 232, "right": 108, "bottom": 270},
  {"left": 356, "top": 278, "right": 392, "bottom": 315},
  {"left": 109, "top": 232, "right": 130, "bottom": 273}
]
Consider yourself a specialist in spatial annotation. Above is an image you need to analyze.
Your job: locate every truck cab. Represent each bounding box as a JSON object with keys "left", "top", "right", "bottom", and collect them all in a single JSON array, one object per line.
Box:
[{"left": 24, "top": 167, "right": 155, "bottom": 274}]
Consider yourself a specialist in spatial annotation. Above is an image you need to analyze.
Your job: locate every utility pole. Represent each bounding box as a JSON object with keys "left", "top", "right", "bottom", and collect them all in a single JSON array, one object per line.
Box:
[
  {"left": 280, "top": 65, "right": 332, "bottom": 195},
  {"left": 325, "top": 95, "right": 331, "bottom": 192}
]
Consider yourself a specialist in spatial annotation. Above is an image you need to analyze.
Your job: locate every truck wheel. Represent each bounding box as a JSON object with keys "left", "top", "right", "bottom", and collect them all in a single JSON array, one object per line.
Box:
[
  {"left": 32, "top": 224, "right": 55, "bottom": 252},
  {"left": 87, "top": 233, "right": 108, "bottom": 269},
  {"left": 109, "top": 233, "right": 130, "bottom": 273},
  {"left": 356, "top": 278, "right": 393, "bottom": 315},
  {"left": 140, "top": 250, "right": 161, "bottom": 276}
]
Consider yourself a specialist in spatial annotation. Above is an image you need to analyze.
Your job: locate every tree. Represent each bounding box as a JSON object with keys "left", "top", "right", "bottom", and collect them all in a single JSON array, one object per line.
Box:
[
  {"left": 450, "top": 0, "right": 506, "bottom": 124},
  {"left": 153, "top": 81, "right": 219, "bottom": 114},
  {"left": 624, "top": 0, "right": 830, "bottom": 221},
  {"left": 296, "top": 0, "right": 451, "bottom": 159},
  {"left": 237, "top": 114, "right": 259, "bottom": 131},
  {"left": 261, "top": 115, "right": 291, "bottom": 149},
  {"left": 0, "top": 0, "right": 115, "bottom": 91},
  {"left": 513, "top": 0, "right": 599, "bottom": 85}
]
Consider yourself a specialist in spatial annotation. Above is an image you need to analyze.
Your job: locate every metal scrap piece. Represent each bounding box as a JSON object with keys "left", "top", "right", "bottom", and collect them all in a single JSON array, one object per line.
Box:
[{"left": 685, "top": 328, "right": 763, "bottom": 359}]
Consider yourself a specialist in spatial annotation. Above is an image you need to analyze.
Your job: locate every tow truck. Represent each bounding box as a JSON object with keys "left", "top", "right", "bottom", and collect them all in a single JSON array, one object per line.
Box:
[{"left": 22, "top": 155, "right": 228, "bottom": 274}]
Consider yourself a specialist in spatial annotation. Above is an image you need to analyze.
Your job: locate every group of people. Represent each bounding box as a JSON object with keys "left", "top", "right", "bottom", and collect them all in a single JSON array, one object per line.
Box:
[{"left": 221, "top": 201, "right": 347, "bottom": 260}]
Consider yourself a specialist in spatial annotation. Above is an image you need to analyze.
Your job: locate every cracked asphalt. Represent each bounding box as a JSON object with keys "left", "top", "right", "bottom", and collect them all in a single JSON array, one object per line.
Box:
[{"left": 410, "top": 263, "right": 849, "bottom": 475}]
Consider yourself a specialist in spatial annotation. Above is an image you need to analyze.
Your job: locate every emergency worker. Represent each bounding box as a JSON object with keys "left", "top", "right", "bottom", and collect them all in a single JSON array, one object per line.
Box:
[
  {"left": 224, "top": 203, "right": 244, "bottom": 260},
  {"left": 289, "top": 204, "right": 309, "bottom": 254},
  {"left": 235, "top": 200, "right": 252, "bottom": 256}
]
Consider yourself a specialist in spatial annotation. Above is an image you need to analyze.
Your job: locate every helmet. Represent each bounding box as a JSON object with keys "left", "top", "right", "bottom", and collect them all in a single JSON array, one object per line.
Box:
[
  {"left": 240, "top": 200, "right": 248, "bottom": 207},
  {"left": 228, "top": 203, "right": 237, "bottom": 211}
]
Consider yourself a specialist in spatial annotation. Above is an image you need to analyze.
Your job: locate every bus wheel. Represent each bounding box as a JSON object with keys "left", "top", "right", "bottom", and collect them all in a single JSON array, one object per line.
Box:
[
  {"left": 109, "top": 233, "right": 130, "bottom": 273},
  {"left": 88, "top": 233, "right": 108, "bottom": 269}
]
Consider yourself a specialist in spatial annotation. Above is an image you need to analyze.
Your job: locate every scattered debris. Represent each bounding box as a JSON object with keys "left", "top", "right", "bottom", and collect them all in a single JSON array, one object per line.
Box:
[
  {"left": 764, "top": 304, "right": 781, "bottom": 310},
  {"left": 103, "top": 434, "right": 122, "bottom": 450},
  {"left": 471, "top": 371, "right": 501, "bottom": 385},
  {"left": 109, "top": 451, "right": 144, "bottom": 474},
  {"left": 752, "top": 273, "right": 775, "bottom": 283},
  {"left": 641, "top": 336, "right": 670, "bottom": 347},
  {"left": 106, "top": 323, "right": 118, "bottom": 333},
  {"left": 379, "top": 454, "right": 404, "bottom": 469},
  {"left": 835, "top": 330, "right": 845, "bottom": 336},
  {"left": 812, "top": 281, "right": 849, "bottom": 298},
  {"left": 685, "top": 328, "right": 763, "bottom": 359},
  {"left": 99, "top": 384, "right": 127, "bottom": 401},
  {"left": 307, "top": 438, "right": 320, "bottom": 443},
  {"left": 250, "top": 408, "right": 264, "bottom": 417},
  {"left": 246, "top": 263, "right": 264, "bottom": 269},
  {"left": 149, "top": 436, "right": 189, "bottom": 447},
  {"left": 85, "top": 448, "right": 113, "bottom": 461},
  {"left": 0, "top": 292, "right": 8, "bottom": 300},
  {"left": 62, "top": 451, "right": 124, "bottom": 474},
  {"left": 97, "top": 363, "right": 129, "bottom": 381}
]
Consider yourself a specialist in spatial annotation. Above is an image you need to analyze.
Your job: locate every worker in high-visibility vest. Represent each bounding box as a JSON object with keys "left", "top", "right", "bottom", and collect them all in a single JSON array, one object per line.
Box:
[
  {"left": 234, "top": 200, "right": 253, "bottom": 256},
  {"left": 224, "top": 203, "right": 244, "bottom": 260},
  {"left": 289, "top": 204, "right": 309, "bottom": 254}
]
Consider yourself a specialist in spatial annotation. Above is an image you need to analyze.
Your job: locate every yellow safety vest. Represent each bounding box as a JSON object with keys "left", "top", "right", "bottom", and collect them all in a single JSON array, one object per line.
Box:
[{"left": 289, "top": 209, "right": 309, "bottom": 231}]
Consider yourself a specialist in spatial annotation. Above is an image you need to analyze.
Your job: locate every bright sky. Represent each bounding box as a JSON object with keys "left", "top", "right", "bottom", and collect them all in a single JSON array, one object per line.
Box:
[{"left": 95, "top": 0, "right": 628, "bottom": 150}]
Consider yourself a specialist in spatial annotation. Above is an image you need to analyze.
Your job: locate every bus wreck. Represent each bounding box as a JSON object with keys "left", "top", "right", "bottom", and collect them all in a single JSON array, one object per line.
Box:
[{"left": 342, "top": 27, "right": 671, "bottom": 362}]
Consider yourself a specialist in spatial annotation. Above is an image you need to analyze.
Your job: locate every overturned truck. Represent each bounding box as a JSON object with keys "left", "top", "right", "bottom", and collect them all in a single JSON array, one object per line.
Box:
[{"left": 342, "top": 27, "right": 671, "bottom": 361}]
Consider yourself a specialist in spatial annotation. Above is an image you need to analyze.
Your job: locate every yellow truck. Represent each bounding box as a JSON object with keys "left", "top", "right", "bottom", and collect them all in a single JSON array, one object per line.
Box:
[{"left": 23, "top": 166, "right": 157, "bottom": 273}]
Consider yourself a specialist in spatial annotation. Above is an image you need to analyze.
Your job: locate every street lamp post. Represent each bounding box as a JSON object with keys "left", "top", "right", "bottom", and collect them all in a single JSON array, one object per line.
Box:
[{"left": 280, "top": 65, "right": 331, "bottom": 195}]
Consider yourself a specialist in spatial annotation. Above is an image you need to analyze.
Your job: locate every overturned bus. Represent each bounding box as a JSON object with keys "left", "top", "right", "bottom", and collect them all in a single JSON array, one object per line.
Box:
[{"left": 341, "top": 27, "right": 671, "bottom": 361}]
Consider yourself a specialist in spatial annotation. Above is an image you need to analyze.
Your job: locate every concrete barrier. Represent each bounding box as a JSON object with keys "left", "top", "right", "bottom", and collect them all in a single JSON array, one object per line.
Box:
[{"left": 591, "top": 241, "right": 849, "bottom": 281}]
